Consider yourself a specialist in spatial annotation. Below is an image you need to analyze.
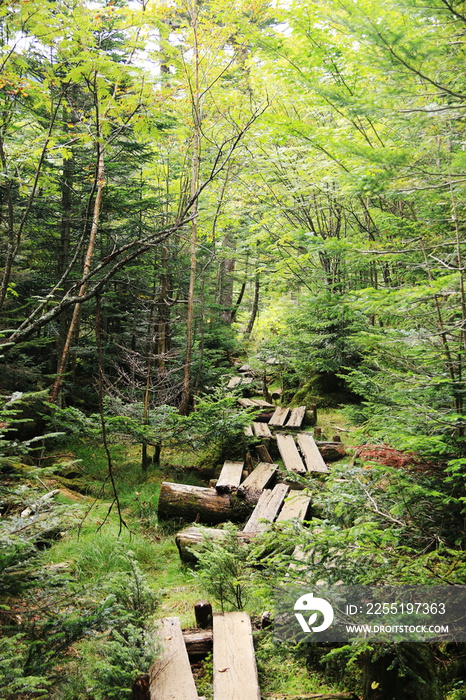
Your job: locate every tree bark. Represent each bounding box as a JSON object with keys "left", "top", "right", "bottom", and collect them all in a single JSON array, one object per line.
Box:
[
  {"left": 50, "top": 127, "right": 105, "bottom": 402},
  {"left": 179, "top": 1, "right": 200, "bottom": 415},
  {"left": 244, "top": 273, "right": 259, "bottom": 338}
]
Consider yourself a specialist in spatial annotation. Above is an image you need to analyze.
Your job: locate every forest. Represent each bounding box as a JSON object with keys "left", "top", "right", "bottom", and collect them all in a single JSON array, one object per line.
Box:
[{"left": 1, "top": 0, "right": 466, "bottom": 698}]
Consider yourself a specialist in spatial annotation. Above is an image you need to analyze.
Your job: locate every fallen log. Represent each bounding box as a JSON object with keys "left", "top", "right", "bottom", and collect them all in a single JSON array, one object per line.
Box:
[
  {"left": 175, "top": 526, "right": 255, "bottom": 562},
  {"left": 158, "top": 482, "right": 251, "bottom": 524},
  {"left": 316, "top": 442, "right": 346, "bottom": 461},
  {"left": 183, "top": 628, "right": 213, "bottom": 660}
]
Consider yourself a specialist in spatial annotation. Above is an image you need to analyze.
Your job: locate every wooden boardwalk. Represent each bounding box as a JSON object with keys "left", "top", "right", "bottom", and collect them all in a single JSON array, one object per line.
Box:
[
  {"left": 216, "top": 460, "right": 244, "bottom": 493},
  {"left": 276, "top": 490, "right": 311, "bottom": 522},
  {"left": 213, "top": 612, "right": 260, "bottom": 700},
  {"left": 252, "top": 421, "right": 273, "bottom": 438},
  {"left": 243, "top": 483, "right": 289, "bottom": 533},
  {"left": 238, "top": 461, "right": 277, "bottom": 501},
  {"left": 286, "top": 405, "right": 306, "bottom": 428},
  {"left": 269, "top": 406, "right": 290, "bottom": 427},
  {"left": 149, "top": 617, "right": 199, "bottom": 700},
  {"left": 276, "top": 433, "right": 307, "bottom": 474},
  {"left": 297, "top": 433, "right": 329, "bottom": 473},
  {"left": 238, "top": 397, "right": 274, "bottom": 409}
]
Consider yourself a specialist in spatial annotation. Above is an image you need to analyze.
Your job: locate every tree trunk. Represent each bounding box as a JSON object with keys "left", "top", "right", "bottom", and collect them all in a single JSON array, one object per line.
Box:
[
  {"left": 51, "top": 133, "right": 105, "bottom": 402},
  {"left": 179, "top": 1, "right": 200, "bottom": 415},
  {"left": 244, "top": 273, "right": 260, "bottom": 338}
]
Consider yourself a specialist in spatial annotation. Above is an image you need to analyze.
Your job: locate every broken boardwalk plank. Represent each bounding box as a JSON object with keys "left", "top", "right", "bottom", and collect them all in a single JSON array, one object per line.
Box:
[
  {"left": 276, "top": 433, "right": 306, "bottom": 475},
  {"left": 252, "top": 422, "right": 273, "bottom": 438},
  {"left": 216, "top": 461, "right": 244, "bottom": 494},
  {"left": 149, "top": 617, "right": 199, "bottom": 700},
  {"left": 213, "top": 612, "right": 260, "bottom": 700},
  {"left": 269, "top": 406, "right": 290, "bottom": 427},
  {"left": 238, "top": 462, "right": 278, "bottom": 502},
  {"left": 276, "top": 490, "right": 311, "bottom": 522},
  {"left": 286, "top": 405, "right": 307, "bottom": 428},
  {"left": 297, "top": 433, "right": 329, "bottom": 473},
  {"left": 243, "top": 483, "right": 289, "bottom": 533}
]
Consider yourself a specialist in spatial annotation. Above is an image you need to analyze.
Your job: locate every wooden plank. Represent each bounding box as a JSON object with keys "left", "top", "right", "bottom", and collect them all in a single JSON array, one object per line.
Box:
[
  {"left": 238, "top": 462, "right": 278, "bottom": 502},
  {"left": 252, "top": 421, "right": 273, "bottom": 438},
  {"left": 244, "top": 424, "right": 254, "bottom": 437},
  {"left": 149, "top": 617, "right": 199, "bottom": 700},
  {"left": 227, "top": 376, "right": 242, "bottom": 389},
  {"left": 238, "top": 398, "right": 257, "bottom": 408},
  {"left": 286, "top": 405, "right": 307, "bottom": 428},
  {"left": 213, "top": 612, "right": 260, "bottom": 700},
  {"left": 251, "top": 398, "right": 274, "bottom": 408},
  {"left": 276, "top": 433, "right": 306, "bottom": 475},
  {"left": 276, "top": 491, "right": 311, "bottom": 522},
  {"left": 243, "top": 483, "right": 289, "bottom": 533},
  {"left": 216, "top": 461, "right": 244, "bottom": 493},
  {"left": 269, "top": 406, "right": 290, "bottom": 427},
  {"left": 297, "top": 433, "right": 329, "bottom": 473},
  {"left": 256, "top": 444, "right": 273, "bottom": 463}
]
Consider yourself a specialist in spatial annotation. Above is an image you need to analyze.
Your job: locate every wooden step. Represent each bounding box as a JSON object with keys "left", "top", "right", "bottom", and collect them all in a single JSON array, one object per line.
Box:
[
  {"left": 238, "top": 462, "right": 278, "bottom": 502},
  {"left": 216, "top": 461, "right": 244, "bottom": 493},
  {"left": 276, "top": 433, "right": 306, "bottom": 475},
  {"left": 244, "top": 424, "right": 254, "bottom": 437},
  {"left": 297, "top": 433, "right": 329, "bottom": 473},
  {"left": 243, "top": 483, "right": 289, "bottom": 533},
  {"left": 149, "top": 617, "right": 199, "bottom": 700},
  {"left": 269, "top": 406, "right": 290, "bottom": 427},
  {"left": 276, "top": 490, "right": 311, "bottom": 522},
  {"left": 252, "top": 421, "right": 273, "bottom": 438},
  {"left": 286, "top": 405, "right": 306, "bottom": 428},
  {"left": 213, "top": 612, "right": 260, "bottom": 700}
]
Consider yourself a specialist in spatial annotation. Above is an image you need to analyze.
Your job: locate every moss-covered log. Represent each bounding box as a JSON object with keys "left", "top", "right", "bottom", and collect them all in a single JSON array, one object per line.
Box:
[
  {"left": 157, "top": 482, "right": 252, "bottom": 525},
  {"left": 175, "top": 525, "right": 255, "bottom": 562}
]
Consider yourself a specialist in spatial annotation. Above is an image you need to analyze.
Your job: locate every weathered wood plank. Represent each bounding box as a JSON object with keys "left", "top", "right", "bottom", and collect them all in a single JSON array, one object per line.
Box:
[
  {"left": 286, "top": 405, "right": 307, "bottom": 428},
  {"left": 251, "top": 398, "right": 274, "bottom": 408},
  {"left": 149, "top": 617, "right": 199, "bottom": 700},
  {"left": 244, "top": 424, "right": 254, "bottom": 437},
  {"left": 227, "top": 376, "right": 242, "bottom": 389},
  {"left": 213, "top": 612, "right": 260, "bottom": 700},
  {"left": 216, "top": 461, "right": 244, "bottom": 494},
  {"left": 276, "top": 433, "right": 306, "bottom": 475},
  {"left": 297, "top": 433, "right": 329, "bottom": 473},
  {"left": 256, "top": 444, "right": 273, "bottom": 464},
  {"left": 183, "top": 628, "right": 213, "bottom": 660},
  {"left": 253, "top": 421, "right": 273, "bottom": 438},
  {"left": 238, "top": 398, "right": 257, "bottom": 408},
  {"left": 276, "top": 490, "right": 311, "bottom": 522},
  {"left": 243, "top": 483, "right": 289, "bottom": 533},
  {"left": 238, "top": 462, "right": 278, "bottom": 502},
  {"left": 269, "top": 406, "right": 290, "bottom": 427}
]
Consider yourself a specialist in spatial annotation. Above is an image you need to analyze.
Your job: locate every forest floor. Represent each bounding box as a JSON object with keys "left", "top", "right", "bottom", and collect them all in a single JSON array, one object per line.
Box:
[{"left": 31, "top": 406, "right": 358, "bottom": 699}]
